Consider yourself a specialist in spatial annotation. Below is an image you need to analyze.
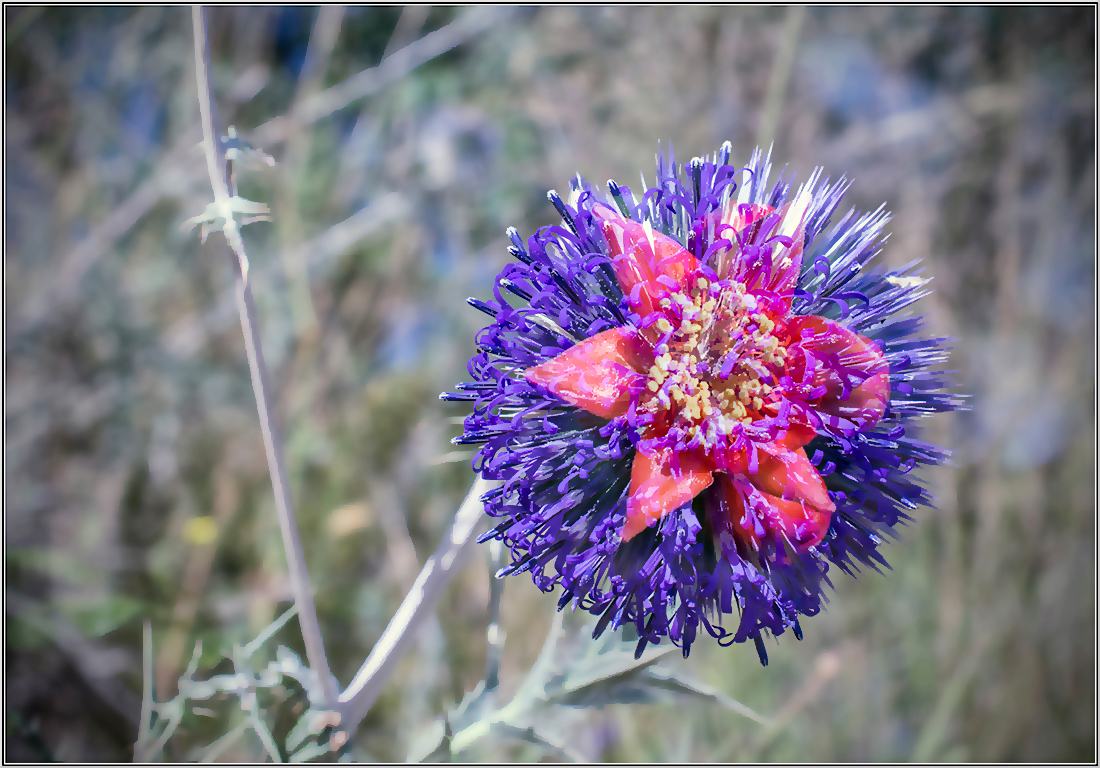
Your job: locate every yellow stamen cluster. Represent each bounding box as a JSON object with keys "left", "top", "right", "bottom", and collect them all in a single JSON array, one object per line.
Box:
[{"left": 638, "top": 275, "right": 788, "bottom": 448}]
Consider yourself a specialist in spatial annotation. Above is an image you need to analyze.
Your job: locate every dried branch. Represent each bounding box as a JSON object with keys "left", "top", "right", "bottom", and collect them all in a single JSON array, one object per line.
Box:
[
  {"left": 189, "top": 4, "right": 337, "bottom": 706},
  {"left": 251, "top": 7, "right": 511, "bottom": 145}
]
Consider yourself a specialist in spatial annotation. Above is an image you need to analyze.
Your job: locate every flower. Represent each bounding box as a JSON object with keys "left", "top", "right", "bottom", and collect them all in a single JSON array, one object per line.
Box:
[{"left": 444, "top": 144, "right": 960, "bottom": 663}]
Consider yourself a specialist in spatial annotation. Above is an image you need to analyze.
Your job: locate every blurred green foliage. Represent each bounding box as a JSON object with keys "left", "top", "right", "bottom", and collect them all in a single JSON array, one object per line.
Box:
[{"left": 5, "top": 5, "right": 1094, "bottom": 762}]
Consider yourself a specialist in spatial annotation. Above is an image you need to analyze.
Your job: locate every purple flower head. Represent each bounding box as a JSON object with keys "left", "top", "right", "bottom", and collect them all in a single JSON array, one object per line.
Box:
[{"left": 443, "top": 143, "right": 962, "bottom": 663}]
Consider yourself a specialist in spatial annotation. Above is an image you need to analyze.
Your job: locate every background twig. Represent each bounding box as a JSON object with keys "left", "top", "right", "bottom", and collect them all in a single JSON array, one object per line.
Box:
[{"left": 755, "top": 5, "right": 806, "bottom": 150}]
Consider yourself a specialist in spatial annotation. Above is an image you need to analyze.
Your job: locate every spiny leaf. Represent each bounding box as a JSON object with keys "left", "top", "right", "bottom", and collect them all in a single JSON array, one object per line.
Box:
[
  {"left": 486, "top": 722, "right": 581, "bottom": 763},
  {"left": 639, "top": 666, "right": 769, "bottom": 725},
  {"left": 448, "top": 680, "right": 493, "bottom": 734}
]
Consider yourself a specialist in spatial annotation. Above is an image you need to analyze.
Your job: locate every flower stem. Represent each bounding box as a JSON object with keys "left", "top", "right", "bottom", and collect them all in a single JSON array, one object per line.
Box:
[
  {"left": 190, "top": 4, "right": 337, "bottom": 706},
  {"left": 338, "top": 476, "right": 495, "bottom": 731}
]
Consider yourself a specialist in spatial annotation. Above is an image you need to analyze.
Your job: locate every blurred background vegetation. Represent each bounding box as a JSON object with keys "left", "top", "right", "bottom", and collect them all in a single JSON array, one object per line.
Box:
[{"left": 5, "top": 5, "right": 1094, "bottom": 762}]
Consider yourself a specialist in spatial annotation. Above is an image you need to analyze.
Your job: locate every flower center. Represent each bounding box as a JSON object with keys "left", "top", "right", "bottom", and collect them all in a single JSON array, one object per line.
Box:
[{"left": 638, "top": 275, "right": 788, "bottom": 449}]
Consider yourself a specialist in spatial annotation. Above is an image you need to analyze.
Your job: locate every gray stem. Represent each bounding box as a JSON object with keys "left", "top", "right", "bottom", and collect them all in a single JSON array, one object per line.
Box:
[
  {"left": 190, "top": 4, "right": 337, "bottom": 706},
  {"left": 338, "top": 476, "right": 494, "bottom": 731}
]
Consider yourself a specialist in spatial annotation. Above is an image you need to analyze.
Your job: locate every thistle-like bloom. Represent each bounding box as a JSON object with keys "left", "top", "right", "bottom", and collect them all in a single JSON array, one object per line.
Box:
[{"left": 445, "top": 144, "right": 959, "bottom": 662}]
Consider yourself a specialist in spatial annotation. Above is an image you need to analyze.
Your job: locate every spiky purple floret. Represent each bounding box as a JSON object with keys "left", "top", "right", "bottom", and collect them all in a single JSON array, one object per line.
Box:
[{"left": 444, "top": 142, "right": 963, "bottom": 662}]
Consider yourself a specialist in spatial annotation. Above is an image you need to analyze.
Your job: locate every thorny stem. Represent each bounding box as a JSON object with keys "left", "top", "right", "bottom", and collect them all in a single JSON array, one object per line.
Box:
[
  {"left": 338, "top": 476, "right": 496, "bottom": 731},
  {"left": 135, "top": 621, "right": 154, "bottom": 761},
  {"left": 483, "top": 539, "right": 506, "bottom": 693},
  {"left": 190, "top": 5, "right": 338, "bottom": 706},
  {"left": 190, "top": 5, "right": 497, "bottom": 744}
]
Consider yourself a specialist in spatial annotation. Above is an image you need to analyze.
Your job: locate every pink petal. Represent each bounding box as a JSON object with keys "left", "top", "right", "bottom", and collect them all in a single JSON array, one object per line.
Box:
[
  {"left": 711, "top": 203, "right": 774, "bottom": 280},
  {"left": 783, "top": 315, "right": 891, "bottom": 431},
  {"left": 525, "top": 327, "right": 650, "bottom": 419},
  {"left": 592, "top": 204, "right": 698, "bottom": 312},
  {"left": 727, "top": 203, "right": 775, "bottom": 234},
  {"left": 763, "top": 198, "right": 809, "bottom": 295},
  {"left": 623, "top": 447, "right": 715, "bottom": 541},
  {"left": 714, "top": 473, "right": 832, "bottom": 553},
  {"left": 725, "top": 200, "right": 805, "bottom": 298},
  {"left": 746, "top": 445, "right": 835, "bottom": 515}
]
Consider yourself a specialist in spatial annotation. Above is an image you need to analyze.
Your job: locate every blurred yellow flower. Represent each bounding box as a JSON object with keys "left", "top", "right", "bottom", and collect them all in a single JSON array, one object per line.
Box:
[{"left": 182, "top": 516, "right": 218, "bottom": 546}]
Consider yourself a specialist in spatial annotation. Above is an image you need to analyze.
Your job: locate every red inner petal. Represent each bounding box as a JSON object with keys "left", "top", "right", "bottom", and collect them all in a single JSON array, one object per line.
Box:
[
  {"left": 819, "top": 371, "right": 890, "bottom": 430},
  {"left": 757, "top": 489, "right": 832, "bottom": 550},
  {"left": 709, "top": 473, "right": 751, "bottom": 553}
]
